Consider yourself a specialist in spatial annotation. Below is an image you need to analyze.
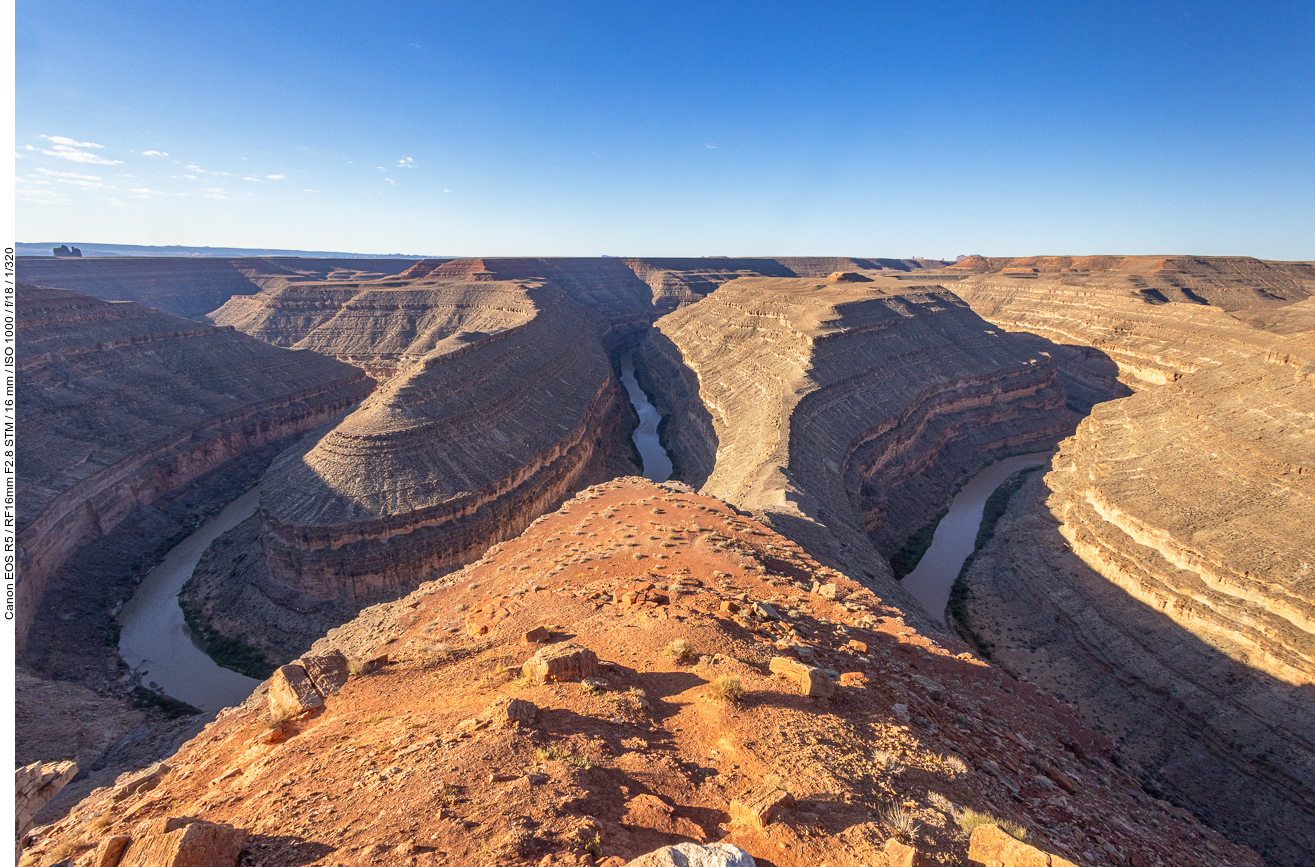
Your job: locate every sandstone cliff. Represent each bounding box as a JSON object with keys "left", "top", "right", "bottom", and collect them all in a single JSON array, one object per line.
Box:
[
  {"left": 209, "top": 280, "right": 542, "bottom": 377},
  {"left": 639, "top": 277, "right": 1069, "bottom": 623},
  {"left": 941, "top": 257, "right": 1315, "bottom": 865},
  {"left": 257, "top": 282, "right": 637, "bottom": 604},
  {"left": 22, "top": 479, "right": 1259, "bottom": 867},
  {"left": 16, "top": 257, "right": 416, "bottom": 320},
  {"left": 15, "top": 284, "right": 374, "bottom": 652},
  {"left": 950, "top": 265, "right": 1314, "bottom": 412}
]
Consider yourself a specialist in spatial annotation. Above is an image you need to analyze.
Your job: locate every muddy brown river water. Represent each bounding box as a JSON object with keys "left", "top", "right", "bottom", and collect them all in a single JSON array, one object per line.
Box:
[{"left": 117, "top": 487, "right": 262, "bottom": 712}]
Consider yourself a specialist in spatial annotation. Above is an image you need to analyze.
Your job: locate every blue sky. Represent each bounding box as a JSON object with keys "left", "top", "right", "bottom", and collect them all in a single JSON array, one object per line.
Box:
[{"left": 16, "top": 1, "right": 1314, "bottom": 258}]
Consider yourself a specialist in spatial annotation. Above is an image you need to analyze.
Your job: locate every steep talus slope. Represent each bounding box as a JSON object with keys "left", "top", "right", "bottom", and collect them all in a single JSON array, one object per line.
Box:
[
  {"left": 210, "top": 280, "right": 541, "bottom": 376},
  {"left": 16, "top": 257, "right": 416, "bottom": 320},
  {"left": 15, "top": 284, "right": 374, "bottom": 652},
  {"left": 640, "top": 277, "right": 1068, "bottom": 622},
  {"left": 24, "top": 479, "right": 1262, "bottom": 867},
  {"left": 257, "top": 283, "right": 637, "bottom": 604}
]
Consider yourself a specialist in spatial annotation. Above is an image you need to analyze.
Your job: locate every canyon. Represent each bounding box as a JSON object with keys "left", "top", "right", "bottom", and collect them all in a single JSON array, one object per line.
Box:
[{"left": 14, "top": 253, "right": 1315, "bottom": 867}]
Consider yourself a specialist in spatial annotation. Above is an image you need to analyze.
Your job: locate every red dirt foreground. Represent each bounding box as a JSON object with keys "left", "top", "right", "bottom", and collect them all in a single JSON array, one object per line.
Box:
[{"left": 23, "top": 479, "right": 1262, "bottom": 867}]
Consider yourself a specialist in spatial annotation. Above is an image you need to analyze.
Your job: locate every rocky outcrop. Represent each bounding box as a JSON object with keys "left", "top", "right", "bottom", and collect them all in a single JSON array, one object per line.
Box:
[
  {"left": 24, "top": 478, "right": 1262, "bottom": 867},
  {"left": 16, "top": 256, "right": 415, "bottom": 320},
  {"left": 16, "top": 760, "right": 77, "bottom": 854},
  {"left": 15, "top": 285, "right": 374, "bottom": 653},
  {"left": 640, "top": 277, "right": 1068, "bottom": 619},
  {"left": 258, "top": 283, "right": 637, "bottom": 602}
]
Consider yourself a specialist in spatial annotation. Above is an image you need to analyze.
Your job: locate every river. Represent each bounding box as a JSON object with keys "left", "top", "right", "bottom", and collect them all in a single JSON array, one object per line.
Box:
[
  {"left": 902, "top": 452, "right": 1053, "bottom": 626},
  {"left": 620, "top": 352, "right": 673, "bottom": 482},
  {"left": 117, "top": 487, "right": 263, "bottom": 712}
]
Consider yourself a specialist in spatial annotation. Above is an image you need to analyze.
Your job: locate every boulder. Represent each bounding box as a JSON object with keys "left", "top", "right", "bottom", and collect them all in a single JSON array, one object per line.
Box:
[
  {"left": 768, "top": 657, "right": 835, "bottom": 698},
  {"left": 267, "top": 663, "right": 323, "bottom": 721},
  {"left": 298, "top": 649, "right": 350, "bottom": 695},
  {"left": 108, "top": 762, "right": 168, "bottom": 803},
  {"left": 967, "top": 823, "right": 1078, "bottom": 867},
  {"left": 522, "top": 643, "right": 599, "bottom": 683},
  {"left": 523, "top": 625, "right": 552, "bottom": 643},
  {"left": 89, "top": 835, "right": 132, "bottom": 867},
  {"left": 485, "top": 696, "right": 539, "bottom": 727},
  {"left": 884, "top": 838, "right": 933, "bottom": 867},
  {"left": 625, "top": 842, "right": 755, "bottom": 867},
  {"left": 729, "top": 783, "right": 794, "bottom": 829},
  {"left": 118, "top": 818, "right": 247, "bottom": 867}
]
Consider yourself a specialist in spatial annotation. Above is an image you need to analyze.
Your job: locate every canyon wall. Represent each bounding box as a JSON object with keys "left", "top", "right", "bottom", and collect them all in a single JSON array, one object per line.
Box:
[
  {"left": 257, "top": 282, "right": 637, "bottom": 602},
  {"left": 949, "top": 255, "right": 1315, "bottom": 411},
  {"left": 17, "top": 256, "right": 416, "bottom": 320},
  {"left": 15, "top": 284, "right": 374, "bottom": 652},
  {"left": 639, "top": 276, "right": 1069, "bottom": 622},
  {"left": 944, "top": 256, "right": 1315, "bottom": 865}
]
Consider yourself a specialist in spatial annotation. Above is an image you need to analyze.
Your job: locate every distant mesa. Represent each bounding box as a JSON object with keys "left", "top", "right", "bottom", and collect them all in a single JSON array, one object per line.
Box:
[
  {"left": 826, "top": 271, "right": 872, "bottom": 282},
  {"left": 51, "top": 245, "right": 81, "bottom": 258}
]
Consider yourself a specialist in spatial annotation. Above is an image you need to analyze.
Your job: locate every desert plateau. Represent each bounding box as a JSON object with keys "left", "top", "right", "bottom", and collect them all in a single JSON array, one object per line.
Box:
[{"left": 7, "top": 251, "right": 1312, "bottom": 867}]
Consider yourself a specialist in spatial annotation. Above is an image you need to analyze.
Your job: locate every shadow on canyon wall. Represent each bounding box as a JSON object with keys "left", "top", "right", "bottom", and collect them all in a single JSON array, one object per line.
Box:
[{"left": 959, "top": 469, "right": 1315, "bottom": 867}]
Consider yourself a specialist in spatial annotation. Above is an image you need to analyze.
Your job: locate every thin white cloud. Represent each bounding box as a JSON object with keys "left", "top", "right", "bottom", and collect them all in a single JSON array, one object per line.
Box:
[
  {"left": 398, "top": 157, "right": 415, "bottom": 168},
  {"left": 57, "top": 177, "right": 112, "bottom": 189},
  {"left": 42, "top": 135, "right": 104, "bottom": 148},
  {"left": 242, "top": 176, "right": 262, "bottom": 182},
  {"left": 23, "top": 145, "right": 35, "bottom": 151},
  {"left": 705, "top": 143, "right": 717, "bottom": 149},
  {"left": 384, "top": 177, "right": 396, "bottom": 185},
  {"left": 376, "top": 166, "right": 386, "bottom": 171},
  {"left": 17, "top": 188, "right": 70, "bottom": 204},
  {"left": 35, "top": 168, "right": 101, "bottom": 180},
  {"left": 202, "top": 187, "right": 241, "bottom": 200},
  {"left": 141, "top": 150, "right": 169, "bottom": 156},
  {"left": 302, "top": 189, "right": 317, "bottom": 192},
  {"left": 42, "top": 145, "right": 123, "bottom": 165},
  {"left": 265, "top": 174, "right": 286, "bottom": 180},
  {"left": 128, "top": 187, "right": 166, "bottom": 197},
  {"left": 182, "top": 174, "right": 199, "bottom": 180},
  {"left": 15, "top": 153, "right": 24, "bottom": 159}
]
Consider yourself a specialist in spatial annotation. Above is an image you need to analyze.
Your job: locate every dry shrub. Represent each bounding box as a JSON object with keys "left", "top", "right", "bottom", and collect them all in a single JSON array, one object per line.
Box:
[
  {"left": 708, "top": 675, "right": 745, "bottom": 704},
  {"left": 663, "top": 638, "right": 694, "bottom": 662},
  {"left": 956, "top": 808, "right": 1029, "bottom": 842}
]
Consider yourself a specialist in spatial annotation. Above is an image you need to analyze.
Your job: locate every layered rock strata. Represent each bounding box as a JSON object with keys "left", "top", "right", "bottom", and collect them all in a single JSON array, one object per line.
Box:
[
  {"left": 210, "top": 280, "right": 541, "bottom": 377},
  {"left": 948, "top": 256, "right": 1315, "bottom": 410},
  {"left": 17, "top": 256, "right": 415, "bottom": 320},
  {"left": 959, "top": 467, "right": 1315, "bottom": 866},
  {"left": 258, "top": 282, "right": 637, "bottom": 602},
  {"left": 15, "top": 284, "right": 373, "bottom": 651},
  {"left": 24, "top": 478, "right": 1263, "bottom": 867},
  {"left": 956, "top": 346, "right": 1315, "bottom": 865},
  {"left": 211, "top": 258, "right": 956, "bottom": 366},
  {"left": 639, "top": 277, "right": 1069, "bottom": 620}
]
